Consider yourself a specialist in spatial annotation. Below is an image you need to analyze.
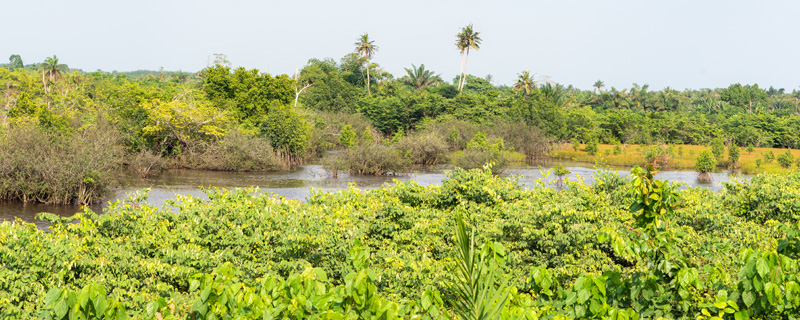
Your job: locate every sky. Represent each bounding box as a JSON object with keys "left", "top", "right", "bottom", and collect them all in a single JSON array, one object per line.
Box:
[{"left": 3, "top": 0, "right": 799, "bottom": 90}]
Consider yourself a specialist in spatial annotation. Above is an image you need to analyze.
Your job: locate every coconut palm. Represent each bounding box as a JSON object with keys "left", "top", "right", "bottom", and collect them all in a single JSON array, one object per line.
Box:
[
  {"left": 354, "top": 33, "right": 379, "bottom": 95},
  {"left": 593, "top": 80, "right": 605, "bottom": 93},
  {"left": 455, "top": 36, "right": 467, "bottom": 89},
  {"left": 43, "top": 55, "right": 67, "bottom": 82},
  {"left": 402, "top": 64, "right": 441, "bottom": 91},
  {"left": 513, "top": 71, "right": 537, "bottom": 97},
  {"left": 456, "top": 24, "right": 481, "bottom": 92}
]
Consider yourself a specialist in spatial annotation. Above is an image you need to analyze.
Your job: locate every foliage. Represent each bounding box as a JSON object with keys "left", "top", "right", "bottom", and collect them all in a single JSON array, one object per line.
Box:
[
  {"left": 140, "top": 95, "right": 230, "bottom": 154},
  {"left": 339, "top": 124, "right": 357, "bottom": 148},
  {"left": 711, "top": 137, "right": 726, "bottom": 161},
  {"left": 323, "top": 143, "right": 409, "bottom": 176},
  {"left": 695, "top": 149, "right": 717, "bottom": 174},
  {"left": 260, "top": 103, "right": 309, "bottom": 163},
  {"left": 778, "top": 149, "right": 795, "bottom": 169},
  {"left": 397, "top": 131, "right": 449, "bottom": 165},
  {"left": 728, "top": 142, "right": 741, "bottom": 168}
]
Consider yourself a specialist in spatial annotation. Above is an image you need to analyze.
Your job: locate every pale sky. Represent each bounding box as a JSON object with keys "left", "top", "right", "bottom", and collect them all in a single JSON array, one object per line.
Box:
[{"left": 3, "top": 0, "right": 798, "bottom": 90}]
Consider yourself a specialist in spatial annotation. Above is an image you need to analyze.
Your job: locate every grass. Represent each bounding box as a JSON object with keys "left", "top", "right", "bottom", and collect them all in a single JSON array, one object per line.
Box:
[{"left": 549, "top": 143, "right": 800, "bottom": 174}]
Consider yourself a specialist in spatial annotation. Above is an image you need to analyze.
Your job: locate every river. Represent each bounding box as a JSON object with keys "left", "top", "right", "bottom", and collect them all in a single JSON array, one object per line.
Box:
[{"left": 0, "top": 162, "right": 750, "bottom": 228}]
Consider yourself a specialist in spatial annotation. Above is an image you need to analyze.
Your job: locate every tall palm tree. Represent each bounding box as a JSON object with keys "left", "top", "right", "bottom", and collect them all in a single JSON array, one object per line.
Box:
[
  {"left": 592, "top": 80, "right": 605, "bottom": 93},
  {"left": 402, "top": 64, "right": 441, "bottom": 91},
  {"left": 455, "top": 36, "right": 467, "bottom": 89},
  {"left": 456, "top": 24, "right": 481, "bottom": 92},
  {"left": 43, "top": 55, "right": 67, "bottom": 82},
  {"left": 354, "top": 33, "right": 378, "bottom": 95},
  {"left": 513, "top": 71, "right": 537, "bottom": 97}
]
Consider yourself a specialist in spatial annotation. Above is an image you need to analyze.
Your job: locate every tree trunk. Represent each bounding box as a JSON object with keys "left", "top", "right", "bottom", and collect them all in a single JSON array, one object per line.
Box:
[
  {"left": 458, "top": 53, "right": 465, "bottom": 91},
  {"left": 460, "top": 48, "right": 470, "bottom": 91},
  {"left": 366, "top": 59, "right": 371, "bottom": 95}
]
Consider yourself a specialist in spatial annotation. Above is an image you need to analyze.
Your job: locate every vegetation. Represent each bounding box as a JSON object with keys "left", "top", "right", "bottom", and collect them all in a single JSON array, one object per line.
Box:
[
  {"left": 2, "top": 166, "right": 800, "bottom": 318},
  {"left": 695, "top": 149, "right": 717, "bottom": 182}
]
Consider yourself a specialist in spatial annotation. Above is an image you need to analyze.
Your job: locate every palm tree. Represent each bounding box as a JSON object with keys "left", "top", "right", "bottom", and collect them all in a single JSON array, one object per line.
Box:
[
  {"left": 402, "top": 64, "right": 441, "bottom": 91},
  {"left": 456, "top": 24, "right": 481, "bottom": 92},
  {"left": 513, "top": 71, "right": 537, "bottom": 97},
  {"left": 455, "top": 35, "right": 467, "bottom": 90},
  {"left": 354, "top": 33, "right": 378, "bottom": 95},
  {"left": 43, "top": 55, "right": 67, "bottom": 82},
  {"left": 592, "top": 80, "right": 605, "bottom": 93}
]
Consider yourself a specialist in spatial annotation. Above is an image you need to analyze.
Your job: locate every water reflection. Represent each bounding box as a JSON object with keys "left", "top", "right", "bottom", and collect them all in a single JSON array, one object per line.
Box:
[{"left": 0, "top": 163, "right": 751, "bottom": 228}]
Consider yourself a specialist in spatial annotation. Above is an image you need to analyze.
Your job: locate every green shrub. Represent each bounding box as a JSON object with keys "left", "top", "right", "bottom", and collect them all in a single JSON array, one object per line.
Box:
[
  {"left": 571, "top": 137, "right": 580, "bottom": 151},
  {"left": 711, "top": 137, "right": 725, "bottom": 160},
  {"left": 778, "top": 149, "right": 795, "bottom": 168},
  {"left": 584, "top": 138, "right": 599, "bottom": 155},
  {"left": 695, "top": 149, "right": 716, "bottom": 181},
  {"left": 0, "top": 124, "right": 121, "bottom": 204},
  {"left": 179, "top": 129, "right": 287, "bottom": 171},
  {"left": 322, "top": 143, "right": 409, "bottom": 176},
  {"left": 764, "top": 150, "right": 775, "bottom": 163},
  {"left": 338, "top": 124, "right": 357, "bottom": 148},
  {"left": 613, "top": 145, "right": 622, "bottom": 155},
  {"left": 397, "top": 131, "right": 448, "bottom": 165},
  {"left": 728, "top": 143, "right": 740, "bottom": 168}
]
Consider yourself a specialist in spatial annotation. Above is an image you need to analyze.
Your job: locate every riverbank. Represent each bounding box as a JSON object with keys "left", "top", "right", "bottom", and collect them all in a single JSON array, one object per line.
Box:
[
  {"left": 549, "top": 143, "right": 800, "bottom": 174},
  {"left": 0, "top": 162, "right": 750, "bottom": 228}
]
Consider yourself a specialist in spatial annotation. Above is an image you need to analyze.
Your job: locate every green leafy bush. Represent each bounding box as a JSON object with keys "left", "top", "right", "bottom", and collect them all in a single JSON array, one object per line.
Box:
[{"left": 778, "top": 149, "right": 795, "bottom": 168}]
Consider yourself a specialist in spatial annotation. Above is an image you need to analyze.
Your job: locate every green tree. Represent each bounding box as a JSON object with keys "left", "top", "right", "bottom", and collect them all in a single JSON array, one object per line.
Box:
[
  {"left": 8, "top": 54, "right": 23, "bottom": 69},
  {"left": 593, "top": 80, "right": 605, "bottom": 93},
  {"left": 456, "top": 24, "right": 482, "bottom": 92},
  {"left": 728, "top": 143, "right": 740, "bottom": 168},
  {"left": 513, "top": 71, "right": 537, "bottom": 97},
  {"left": 710, "top": 137, "right": 725, "bottom": 161},
  {"left": 261, "top": 103, "right": 309, "bottom": 164},
  {"left": 354, "top": 33, "right": 378, "bottom": 95},
  {"left": 401, "top": 64, "right": 440, "bottom": 91},
  {"left": 777, "top": 149, "right": 794, "bottom": 168},
  {"left": 43, "top": 55, "right": 67, "bottom": 82},
  {"left": 695, "top": 150, "right": 716, "bottom": 181},
  {"left": 339, "top": 124, "right": 356, "bottom": 148}
]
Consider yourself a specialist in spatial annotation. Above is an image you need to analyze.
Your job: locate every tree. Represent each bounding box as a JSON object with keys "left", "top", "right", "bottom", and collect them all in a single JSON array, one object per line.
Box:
[
  {"left": 456, "top": 24, "right": 481, "bottom": 92},
  {"left": 354, "top": 33, "right": 378, "bottom": 95},
  {"left": 8, "top": 54, "right": 23, "bottom": 69},
  {"left": 777, "top": 149, "right": 794, "bottom": 168},
  {"left": 212, "top": 53, "right": 231, "bottom": 67},
  {"left": 43, "top": 55, "right": 67, "bottom": 82},
  {"left": 695, "top": 149, "right": 716, "bottom": 182},
  {"left": 593, "top": 80, "right": 605, "bottom": 93},
  {"left": 401, "top": 64, "right": 440, "bottom": 91},
  {"left": 513, "top": 71, "right": 537, "bottom": 97},
  {"left": 710, "top": 137, "right": 725, "bottom": 161},
  {"left": 140, "top": 94, "right": 231, "bottom": 154},
  {"left": 728, "top": 142, "right": 740, "bottom": 169}
]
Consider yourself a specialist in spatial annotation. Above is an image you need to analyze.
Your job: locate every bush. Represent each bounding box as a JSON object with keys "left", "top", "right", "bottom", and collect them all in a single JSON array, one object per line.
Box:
[
  {"left": 641, "top": 144, "right": 672, "bottom": 169},
  {"left": 711, "top": 137, "right": 725, "bottom": 160},
  {"left": 778, "top": 149, "right": 795, "bottom": 168},
  {"left": 451, "top": 132, "right": 510, "bottom": 171},
  {"left": 128, "top": 149, "right": 164, "bottom": 178},
  {"left": 728, "top": 143, "right": 740, "bottom": 168},
  {"left": 397, "top": 131, "right": 449, "bottom": 165},
  {"left": 0, "top": 124, "right": 122, "bottom": 204},
  {"left": 488, "top": 121, "right": 552, "bottom": 161},
  {"left": 179, "top": 129, "right": 287, "bottom": 171},
  {"left": 764, "top": 151, "right": 775, "bottom": 163},
  {"left": 584, "top": 138, "right": 598, "bottom": 155},
  {"left": 338, "top": 124, "right": 356, "bottom": 148},
  {"left": 613, "top": 145, "right": 622, "bottom": 155},
  {"left": 322, "top": 143, "right": 409, "bottom": 176},
  {"left": 695, "top": 149, "right": 716, "bottom": 182}
]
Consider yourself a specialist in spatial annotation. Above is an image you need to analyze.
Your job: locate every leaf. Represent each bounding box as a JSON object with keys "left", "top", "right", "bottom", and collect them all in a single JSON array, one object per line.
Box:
[
  {"left": 629, "top": 202, "right": 644, "bottom": 213},
  {"left": 54, "top": 300, "right": 68, "bottom": 319},
  {"left": 756, "top": 258, "right": 770, "bottom": 278},
  {"left": 44, "top": 288, "right": 62, "bottom": 306},
  {"left": 190, "top": 279, "right": 200, "bottom": 292},
  {"left": 742, "top": 291, "right": 755, "bottom": 308},
  {"left": 577, "top": 289, "right": 591, "bottom": 304},
  {"left": 734, "top": 310, "right": 750, "bottom": 320}
]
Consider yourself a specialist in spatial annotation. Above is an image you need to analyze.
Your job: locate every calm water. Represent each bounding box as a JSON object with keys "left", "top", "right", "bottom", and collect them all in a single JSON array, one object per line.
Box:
[{"left": 0, "top": 162, "right": 750, "bottom": 228}]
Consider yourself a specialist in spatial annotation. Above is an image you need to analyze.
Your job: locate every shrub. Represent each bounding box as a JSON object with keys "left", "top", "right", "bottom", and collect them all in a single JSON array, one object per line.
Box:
[
  {"left": 711, "top": 137, "right": 725, "bottom": 160},
  {"left": 746, "top": 144, "right": 755, "bottom": 153},
  {"left": 128, "top": 149, "right": 164, "bottom": 178},
  {"left": 584, "top": 138, "right": 599, "bottom": 155},
  {"left": 0, "top": 124, "right": 121, "bottom": 204},
  {"left": 764, "top": 151, "right": 775, "bottom": 163},
  {"left": 397, "top": 131, "right": 449, "bottom": 165},
  {"left": 641, "top": 144, "right": 672, "bottom": 169},
  {"left": 338, "top": 124, "right": 356, "bottom": 148},
  {"left": 728, "top": 143, "right": 740, "bottom": 168},
  {"left": 778, "top": 149, "right": 795, "bottom": 168},
  {"left": 452, "top": 132, "right": 509, "bottom": 171},
  {"left": 322, "top": 143, "right": 409, "bottom": 176},
  {"left": 571, "top": 137, "right": 580, "bottom": 151},
  {"left": 179, "top": 129, "right": 287, "bottom": 171},
  {"left": 695, "top": 149, "right": 716, "bottom": 182},
  {"left": 489, "top": 121, "right": 552, "bottom": 161},
  {"left": 613, "top": 145, "right": 622, "bottom": 155}
]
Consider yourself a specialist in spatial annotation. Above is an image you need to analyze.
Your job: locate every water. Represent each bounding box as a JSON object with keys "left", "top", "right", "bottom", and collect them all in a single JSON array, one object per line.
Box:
[{"left": 0, "top": 162, "right": 750, "bottom": 228}]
